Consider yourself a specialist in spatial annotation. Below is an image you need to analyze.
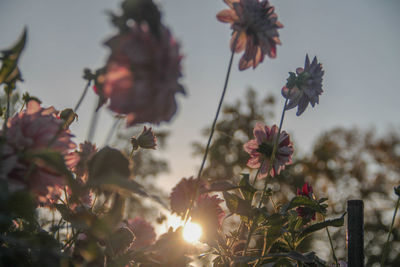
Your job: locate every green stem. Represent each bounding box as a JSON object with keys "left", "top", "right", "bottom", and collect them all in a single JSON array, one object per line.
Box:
[
  {"left": 381, "top": 196, "right": 400, "bottom": 266},
  {"left": 73, "top": 80, "right": 91, "bottom": 113},
  {"left": 196, "top": 37, "right": 238, "bottom": 180},
  {"left": 243, "top": 92, "right": 291, "bottom": 257},
  {"left": 325, "top": 225, "right": 338, "bottom": 266},
  {"left": 87, "top": 101, "right": 99, "bottom": 142},
  {"left": 103, "top": 117, "right": 121, "bottom": 146}
]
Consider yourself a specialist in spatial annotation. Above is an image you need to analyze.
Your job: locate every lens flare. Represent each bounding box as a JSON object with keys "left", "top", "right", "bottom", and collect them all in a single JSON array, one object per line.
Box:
[
  {"left": 167, "top": 214, "right": 203, "bottom": 243},
  {"left": 182, "top": 222, "right": 202, "bottom": 243}
]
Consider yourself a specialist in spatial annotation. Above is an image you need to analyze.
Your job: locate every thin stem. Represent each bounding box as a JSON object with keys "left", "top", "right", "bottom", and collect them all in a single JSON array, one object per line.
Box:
[
  {"left": 47, "top": 80, "right": 92, "bottom": 147},
  {"left": 2, "top": 91, "right": 10, "bottom": 133},
  {"left": 325, "top": 225, "right": 338, "bottom": 266},
  {"left": 103, "top": 117, "right": 121, "bottom": 146},
  {"left": 74, "top": 80, "right": 91, "bottom": 113},
  {"left": 244, "top": 93, "right": 291, "bottom": 257},
  {"left": 197, "top": 39, "right": 237, "bottom": 180},
  {"left": 381, "top": 196, "right": 400, "bottom": 267},
  {"left": 87, "top": 101, "right": 99, "bottom": 142}
]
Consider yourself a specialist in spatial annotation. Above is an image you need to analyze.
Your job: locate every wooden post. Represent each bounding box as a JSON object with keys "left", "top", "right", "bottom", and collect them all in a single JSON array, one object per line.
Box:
[{"left": 347, "top": 200, "right": 364, "bottom": 267}]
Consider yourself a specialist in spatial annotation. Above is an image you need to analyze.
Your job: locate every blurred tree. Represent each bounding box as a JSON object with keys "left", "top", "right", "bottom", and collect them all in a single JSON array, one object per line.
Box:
[{"left": 193, "top": 88, "right": 400, "bottom": 266}]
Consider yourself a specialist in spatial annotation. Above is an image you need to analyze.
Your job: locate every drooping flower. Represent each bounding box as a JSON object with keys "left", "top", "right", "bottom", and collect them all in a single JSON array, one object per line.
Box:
[
  {"left": 131, "top": 126, "right": 157, "bottom": 150},
  {"left": 282, "top": 55, "right": 324, "bottom": 116},
  {"left": 0, "top": 100, "right": 76, "bottom": 206},
  {"left": 170, "top": 177, "right": 199, "bottom": 217},
  {"left": 101, "top": 23, "right": 185, "bottom": 126},
  {"left": 296, "top": 182, "right": 316, "bottom": 220},
  {"left": 243, "top": 122, "right": 293, "bottom": 178},
  {"left": 124, "top": 217, "right": 157, "bottom": 250},
  {"left": 217, "top": 0, "right": 283, "bottom": 70}
]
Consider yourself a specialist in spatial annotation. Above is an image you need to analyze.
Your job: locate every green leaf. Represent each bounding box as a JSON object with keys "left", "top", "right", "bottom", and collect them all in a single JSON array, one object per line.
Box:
[
  {"left": 283, "top": 196, "right": 324, "bottom": 214},
  {"left": 239, "top": 173, "right": 257, "bottom": 202},
  {"left": 223, "top": 191, "right": 252, "bottom": 217},
  {"left": 88, "top": 146, "right": 130, "bottom": 181},
  {"left": 298, "top": 213, "right": 346, "bottom": 241},
  {"left": 88, "top": 170, "right": 148, "bottom": 197},
  {"left": 25, "top": 149, "right": 70, "bottom": 175},
  {"left": 0, "top": 27, "right": 27, "bottom": 85},
  {"left": 25, "top": 149, "right": 82, "bottom": 195},
  {"left": 203, "top": 180, "right": 240, "bottom": 192}
]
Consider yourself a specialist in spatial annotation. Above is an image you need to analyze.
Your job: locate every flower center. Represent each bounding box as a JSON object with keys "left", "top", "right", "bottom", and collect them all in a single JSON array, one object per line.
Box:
[{"left": 257, "top": 142, "right": 274, "bottom": 158}]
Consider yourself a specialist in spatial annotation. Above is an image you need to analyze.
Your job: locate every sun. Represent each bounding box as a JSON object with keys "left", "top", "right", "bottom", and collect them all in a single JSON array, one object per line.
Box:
[
  {"left": 167, "top": 214, "right": 203, "bottom": 244},
  {"left": 182, "top": 222, "right": 202, "bottom": 243}
]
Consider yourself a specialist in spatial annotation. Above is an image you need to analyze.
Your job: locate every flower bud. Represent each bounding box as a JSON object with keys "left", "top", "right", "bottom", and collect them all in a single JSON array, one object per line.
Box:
[{"left": 136, "top": 126, "right": 157, "bottom": 150}]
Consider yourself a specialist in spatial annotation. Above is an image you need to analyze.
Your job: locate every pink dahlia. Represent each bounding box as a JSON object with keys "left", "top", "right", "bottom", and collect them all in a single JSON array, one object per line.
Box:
[
  {"left": 170, "top": 177, "right": 198, "bottom": 217},
  {"left": 191, "top": 194, "right": 225, "bottom": 243},
  {"left": 0, "top": 100, "right": 76, "bottom": 206},
  {"left": 296, "top": 182, "right": 316, "bottom": 220},
  {"left": 101, "top": 23, "right": 185, "bottom": 126},
  {"left": 243, "top": 122, "right": 293, "bottom": 178},
  {"left": 217, "top": 0, "right": 283, "bottom": 70},
  {"left": 192, "top": 194, "right": 225, "bottom": 228},
  {"left": 124, "top": 217, "right": 156, "bottom": 250}
]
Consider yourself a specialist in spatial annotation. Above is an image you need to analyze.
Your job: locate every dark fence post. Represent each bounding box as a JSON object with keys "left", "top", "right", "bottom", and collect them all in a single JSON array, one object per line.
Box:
[{"left": 347, "top": 200, "right": 364, "bottom": 267}]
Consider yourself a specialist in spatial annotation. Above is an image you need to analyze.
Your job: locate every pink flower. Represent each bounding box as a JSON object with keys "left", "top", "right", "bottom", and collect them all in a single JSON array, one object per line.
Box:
[
  {"left": 124, "top": 217, "right": 156, "bottom": 250},
  {"left": 66, "top": 141, "right": 97, "bottom": 179},
  {"left": 296, "top": 182, "right": 316, "bottom": 220},
  {"left": 191, "top": 194, "right": 225, "bottom": 243},
  {"left": 192, "top": 194, "right": 225, "bottom": 228},
  {"left": 243, "top": 122, "right": 293, "bottom": 178},
  {"left": 217, "top": 0, "right": 283, "bottom": 70},
  {"left": 0, "top": 100, "right": 76, "bottom": 206},
  {"left": 170, "top": 177, "right": 199, "bottom": 217},
  {"left": 102, "top": 23, "right": 185, "bottom": 126}
]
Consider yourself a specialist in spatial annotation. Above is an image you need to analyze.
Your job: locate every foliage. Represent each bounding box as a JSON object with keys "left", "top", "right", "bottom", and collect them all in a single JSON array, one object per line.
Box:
[{"left": 0, "top": 0, "right": 398, "bottom": 266}]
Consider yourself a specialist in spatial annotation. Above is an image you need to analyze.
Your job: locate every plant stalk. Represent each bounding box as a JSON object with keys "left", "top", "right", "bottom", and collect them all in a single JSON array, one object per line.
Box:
[{"left": 381, "top": 196, "right": 400, "bottom": 266}]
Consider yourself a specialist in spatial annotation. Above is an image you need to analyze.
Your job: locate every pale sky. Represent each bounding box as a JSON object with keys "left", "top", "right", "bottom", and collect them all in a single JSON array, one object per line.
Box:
[{"left": 1, "top": 0, "right": 399, "bottom": 190}]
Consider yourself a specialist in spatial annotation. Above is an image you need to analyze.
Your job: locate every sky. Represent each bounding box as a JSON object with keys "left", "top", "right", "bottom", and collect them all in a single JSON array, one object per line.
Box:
[{"left": 0, "top": 0, "right": 399, "bottom": 191}]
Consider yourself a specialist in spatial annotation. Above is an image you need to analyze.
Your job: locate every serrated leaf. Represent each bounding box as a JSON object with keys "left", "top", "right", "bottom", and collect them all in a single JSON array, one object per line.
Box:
[
  {"left": 223, "top": 191, "right": 251, "bottom": 217},
  {"left": 298, "top": 213, "right": 345, "bottom": 241},
  {"left": 239, "top": 173, "right": 257, "bottom": 202},
  {"left": 0, "top": 27, "right": 27, "bottom": 85}
]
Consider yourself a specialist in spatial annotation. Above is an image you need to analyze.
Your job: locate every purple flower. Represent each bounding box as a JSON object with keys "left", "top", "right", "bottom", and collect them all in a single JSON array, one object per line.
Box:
[
  {"left": 282, "top": 55, "right": 324, "bottom": 116},
  {"left": 217, "top": 0, "right": 283, "bottom": 70},
  {"left": 243, "top": 122, "right": 293, "bottom": 178}
]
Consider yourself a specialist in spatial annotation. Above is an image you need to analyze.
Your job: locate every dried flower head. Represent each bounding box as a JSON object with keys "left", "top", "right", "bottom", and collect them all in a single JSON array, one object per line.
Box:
[
  {"left": 0, "top": 100, "right": 76, "bottom": 206},
  {"left": 282, "top": 55, "right": 324, "bottom": 116},
  {"left": 217, "top": 0, "right": 283, "bottom": 70},
  {"left": 296, "top": 182, "right": 316, "bottom": 220},
  {"left": 192, "top": 194, "right": 225, "bottom": 229},
  {"left": 131, "top": 126, "right": 157, "bottom": 150},
  {"left": 170, "top": 177, "right": 198, "bottom": 217},
  {"left": 102, "top": 23, "right": 185, "bottom": 126},
  {"left": 124, "top": 217, "right": 156, "bottom": 250},
  {"left": 243, "top": 122, "right": 293, "bottom": 178}
]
